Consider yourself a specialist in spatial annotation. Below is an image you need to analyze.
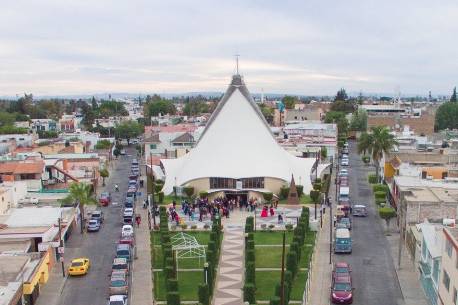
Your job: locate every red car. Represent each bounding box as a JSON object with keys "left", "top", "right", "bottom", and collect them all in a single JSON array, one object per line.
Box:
[
  {"left": 99, "top": 192, "right": 111, "bottom": 206},
  {"left": 331, "top": 275, "right": 353, "bottom": 304},
  {"left": 333, "top": 262, "right": 351, "bottom": 279}
]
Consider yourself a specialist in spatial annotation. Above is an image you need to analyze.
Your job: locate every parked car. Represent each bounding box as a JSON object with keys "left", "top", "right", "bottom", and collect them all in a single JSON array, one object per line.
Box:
[
  {"left": 87, "top": 219, "right": 101, "bottom": 232},
  {"left": 352, "top": 205, "right": 368, "bottom": 217},
  {"left": 341, "top": 159, "right": 349, "bottom": 166},
  {"left": 108, "top": 295, "right": 128, "bottom": 305},
  {"left": 68, "top": 258, "right": 90, "bottom": 276},
  {"left": 121, "top": 225, "right": 134, "bottom": 238},
  {"left": 18, "top": 196, "right": 39, "bottom": 205},
  {"left": 338, "top": 217, "right": 352, "bottom": 230},
  {"left": 99, "top": 192, "right": 111, "bottom": 206},
  {"left": 333, "top": 262, "right": 351, "bottom": 279},
  {"left": 112, "top": 257, "right": 129, "bottom": 273},
  {"left": 120, "top": 149, "right": 126, "bottom": 155},
  {"left": 109, "top": 270, "right": 128, "bottom": 295},
  {"left": 91, "top": 210, "right": 104, "bottom": 223},
  {"left": 116, "top": 243, "right": 132, "bottom": 261},
  {"left": 331, "top": 275, "right": 353, "bottom": 304},
  {"left": 119, "top": 236, "right": 135, "bottom": 247},
  {"left": 339, "top": 169, "right": 349, "bottom": 176}
]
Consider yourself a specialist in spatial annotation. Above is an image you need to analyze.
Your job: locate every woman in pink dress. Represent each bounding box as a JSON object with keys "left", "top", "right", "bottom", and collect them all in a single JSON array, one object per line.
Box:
[{"left": 260, "top": 206, "right": 268, "bottom": 217}]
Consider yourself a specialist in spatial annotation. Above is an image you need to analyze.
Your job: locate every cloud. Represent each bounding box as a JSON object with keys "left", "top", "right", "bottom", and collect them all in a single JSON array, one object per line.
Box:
[{"left": 0, "top": 0, "right": 457, "bottom": 96}]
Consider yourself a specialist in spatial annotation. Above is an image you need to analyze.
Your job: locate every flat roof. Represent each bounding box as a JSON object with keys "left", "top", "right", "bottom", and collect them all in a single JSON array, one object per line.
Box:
[
  {"left": 0, "top": 238, "right": 31, "bottom": 254},
  {"left": 404, "top": 187, "right": 458, "bottom": 203},
  {"left": 0, "top": 256, "right": 29, "bottom": 285}
]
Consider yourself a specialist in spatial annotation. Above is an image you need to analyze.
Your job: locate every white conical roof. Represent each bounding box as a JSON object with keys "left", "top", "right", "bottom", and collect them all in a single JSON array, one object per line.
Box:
[{"left": 161, "top": 75, "right": 315, "bottom": 194}]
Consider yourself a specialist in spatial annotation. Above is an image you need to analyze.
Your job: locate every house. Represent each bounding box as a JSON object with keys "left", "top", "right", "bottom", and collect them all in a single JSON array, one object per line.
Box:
[
  {"left": 284, "top": 108, "right": 324, "bottom": 123},
  {"left": 30, "top": 119, "right": 57, "bottom": 132},
  {"left": 438, "top": 227, "right": 458, "bottom": 305},
  {"left": 0, "top": 160, "right": 44, "bottom": 192},
  {"left": 418, "top": 222, "right": 443, "bottom": 305}
]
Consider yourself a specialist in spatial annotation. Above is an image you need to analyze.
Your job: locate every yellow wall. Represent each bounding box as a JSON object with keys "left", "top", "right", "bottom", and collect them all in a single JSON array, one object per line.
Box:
[
  {"left": 264, "top": 177, "right": 286, "bottom": 195},
  {"left": 384, "top": 162, "right": 396, "bottom": 179},
  {"left": 33, "top": 143, "right": 84, "bottom": 155},
  {"left": 23, "top": 251, "right": 51, "bottom": 295},
  {"left": 185, "top": 178, "right": 210, "bottom": 194}
]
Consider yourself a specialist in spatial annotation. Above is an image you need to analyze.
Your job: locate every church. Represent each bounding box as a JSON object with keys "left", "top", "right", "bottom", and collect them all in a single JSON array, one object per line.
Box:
[{"left": 159, "top": 73, "right": 317, "bottom": 200}]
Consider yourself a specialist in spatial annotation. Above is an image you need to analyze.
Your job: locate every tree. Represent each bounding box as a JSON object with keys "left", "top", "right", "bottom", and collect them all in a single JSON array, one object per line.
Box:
[
  {"left": 320, "top": 147, "right": 327, "bottom": 159},
  {"left": 335, "top": 88, "right": 348, "bottom": 101},
  {"left": 0, "top": 112, "right": 17, "bottom": 127},
  {"left": 357, "top": 126, "right": 398, "bottom": 182},
  {"left": 183, "top": 100, "right": 209, "bottom": 116},
  {"left": 450, "top": 87, "right": 457, "bottom": 103},
  {"left": 0, "top": 125, "right": 28, "bottom": 134},
  {"left": 378, "top": 207, "right": 396, "bottom": 230},
  {"left": 282, "top": 96, "right": 298, "bottom": 109},
  {"left": 434, "top": 101, "right": 458, "bottom": 131},
  {"left": 60, "top": 182, "right": 97, "bottom": 233},
  {"left": 330, "top": 100, "right": 355, "bottom": 113},
  {"left": 38, "top": 130, "right": 58, "bottom": 139},
  {"left": 98, "top": 100, "right": 128, "bottom": 117},
  {"left": 144, "top": 98, "right": 176, "bottom": 119},
  {"left": 114, "top": 121, "right": 143, "bottom": 145},
  {"left": 349, "top": 109, "right": 367, "bottom": 131},
  {"left": 100, "top": 168, "right": 109, "bottom": 186},
  {"left": 263, "top": 192, "right": 273, "bottom": 203},
  {"left": 259, "top": 104, "right": 274, "bottom": 124},
  {"left": 94, "top": 139, "right": 112, "bottom": 150},
  {"left": 324, "top": 111, "right": 349, "bottom": 136}
]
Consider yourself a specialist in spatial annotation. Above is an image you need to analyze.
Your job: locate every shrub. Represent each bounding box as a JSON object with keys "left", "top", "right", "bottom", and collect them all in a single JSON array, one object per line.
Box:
[
  {"left": 166, "top": 291, "right": 180, "bottom": 305},
  {"left": 285, "top": 224, "right": 293, "bottom": 231},
  {"left": 158, "top": 191, "right": 164, "bottom": 203},
  {"left": 315, "top": 178, "right": 322, "bottom": 184},
  {"left": 198, "top": 283, "right": 210, "bottom": 305},
  {"left": 245, "top": 262, "right": 255, "bottom": 283},
  {"left": 261, "top": 224, "right": 267, "bottom": 230},
  {"left": 374, "top": 191, "right": 387, "bottom": 199},
  {"left": 362, "top": 155, "right": 370, "bottom": 164},
  {"left": 268, "top": 224, "right": 275, "bottom": 230},
  {"left": 379, "top": 207, "right": 396, "bottom": 227},
  {"left": 279, "top": 186, "right": 289, "bottom": 199},
  {"left": 167, "top": 278, "right": 178, "bottom": 291},
  {"left": 313, "top": 182, "right": 322, "bottom": 191},
  {"left": 199, "top": 191, "right": 209, "bottom": 199},
  {"left": 269, "top": 296, "right": 281, "bottom": 305},
  {"left": 180, "top": 224, "right": 188, "bottom": 230},
  {"left": 309, "top": 190, "right": 320, "bottom": 204},
  {"left": 373, "top": 184, "right": 389, "bottom": 193},
  {"left": 203, "top": 224, "right": 210, "bottom": 230},
  {"left": 154, "top": 183, "right": 164, "bottom": 193},
  {"left": 263, "top": 192, "right": 273, "bottom": 202},
  {"left": 191, "top": 224, "right": 197, "bottom": 230},
  {"left": 368, "top": 173, "right": 377, "bottom": 184},
  {"left": 206, "top": 250, "right": 215, "bottom": 267},
  {"left": 375, "top": 197, "right": 386, "bottom": 205},
  {"left": 246, "top": 249, "right": 255, "bottom": 263},
  {"left": 286, "top": 251, "right": 298, "bottom": 277},
  {"left": 243, "top": 282, "right": 256, "bottom": 304},
  {"left": 321, "top": 147, "right": 327, "bottom": 159},
  {"left": 183, "top": 186, "right": 194, "bottom": 198}
]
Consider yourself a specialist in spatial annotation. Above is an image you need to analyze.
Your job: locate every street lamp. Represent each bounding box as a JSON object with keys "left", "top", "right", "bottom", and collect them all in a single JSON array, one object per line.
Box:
[{"left": 204, "top": 262, "right": 209, "bottom": 284}]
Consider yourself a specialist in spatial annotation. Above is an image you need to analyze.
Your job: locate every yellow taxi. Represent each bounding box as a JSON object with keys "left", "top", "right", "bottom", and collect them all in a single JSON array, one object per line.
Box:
[{"left": 68, "top": 258, "right": 91, "bottom": 276}]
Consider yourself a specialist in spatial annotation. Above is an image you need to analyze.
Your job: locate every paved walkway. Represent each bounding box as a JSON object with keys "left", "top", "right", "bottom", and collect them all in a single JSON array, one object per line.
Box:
[
  {"left": 213, "top": 211, "right": 246, "bottom": 305},
  {"left": 131, "top": 174, "right": 153, "bottom": 305}
]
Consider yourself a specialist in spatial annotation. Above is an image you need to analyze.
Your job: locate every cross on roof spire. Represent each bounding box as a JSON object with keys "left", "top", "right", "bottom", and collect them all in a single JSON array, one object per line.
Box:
[{"left": 235, "top": 54, "right": 240, "bottom": 75}]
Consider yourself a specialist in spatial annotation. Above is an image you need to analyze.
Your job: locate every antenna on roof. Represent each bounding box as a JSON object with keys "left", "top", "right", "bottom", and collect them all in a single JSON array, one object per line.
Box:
[{"left": 235, "top": 54, "right": 240, "bottom": 75}]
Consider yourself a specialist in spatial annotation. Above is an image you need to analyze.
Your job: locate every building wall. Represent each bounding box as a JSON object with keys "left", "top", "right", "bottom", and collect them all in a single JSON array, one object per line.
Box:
[
  {"left": 264, "top": 177, "right": 287, "bottom": 195},
  {"left": 185, "top": 178, "right": 210, "bottom": 195},
  {"left": 0, "top": 187, "right": 13, "bottom": 215},
  {"left": 23, "top": 251, "right": 51, "bottom": 295},
  {"left": 367, "top": 113, "right": 435, "bottom": 136},
  {"left": 406, "top": 202, "right": 458, "bottom": 224},
  {"left": 438, "top": 229, "right": 458, "bottom": 305}
]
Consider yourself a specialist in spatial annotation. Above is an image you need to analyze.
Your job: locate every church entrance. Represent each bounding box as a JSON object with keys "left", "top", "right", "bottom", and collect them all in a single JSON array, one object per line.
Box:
[{"left": 224, "top": 191, "right": 248, "bottom": 205}]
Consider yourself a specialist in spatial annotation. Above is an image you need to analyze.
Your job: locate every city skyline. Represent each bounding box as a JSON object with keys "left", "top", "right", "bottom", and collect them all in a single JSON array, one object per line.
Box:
[{"left": 1, "top": 0, "right": 457, "bottom": 96}]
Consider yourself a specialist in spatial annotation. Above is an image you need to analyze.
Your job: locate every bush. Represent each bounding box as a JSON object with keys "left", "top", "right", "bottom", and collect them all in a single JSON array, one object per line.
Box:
[
  {"left": 180, "top": 224, "right": 188, "bottom": 230},
  {"left": 315, "top": 178, "right": 322, "bottom": 184},
  {"left": 309, "top": 190, "right": 320, "bottom": 204},
  {"left": 285, "top": 224, "right": 293, "bottom": 231},
  {"left": 246, "top": 249, "right": 255, "bottom": 264},
  {"left": 203, "top": 224, "right": 210, "bottom": 230},
  {"left": 269, "top": 296, "right": 281, "bottom": 305},
  {"left": 375, "top": 197, "right": 386, "bottom": 205},
  {"left": 286, "top": 251, "right": 298, "bottom": 277},
  {"left": 321, "top": 147, "right": 327, "bottom": 159},
  {"left": 313, "top": 182, "right": 322, "bottom": 191},
  {"left": 167, "top": 278, "right": 178, "bottom": 291},
  {"left": 166, "top": 291, "right": 180, "bottom": 305},
  {"left": 183, "top": 186, "right": 194, "bottom": 198},
  {"left": 362, "top": 155, "right": 370, "bottom": 164},
  {"left": 268, "top": 224, "right": 275, "bottom": 230},
  {"left": 374, "top": 191, "right": 387, "bottom": 199},
  {"left": 191, "top": 224, "right": 197, "bottom": 230},
  {"left": 368, "top": 173, "right": 377, "bottom": 184},
  {"left": 243, "top": 282, "right": 256, "bottom": 304},
  {"left": 379, "top": 207, "right": 396, "bottom": 227},
  {"left": 154, "top": 183, "right": 164, "bottom": 193},
  {"left": 279, "top": 186, "right": 289, "bottom": 199},
  {"left": 157, "top": 191, "right": 165, "bottom": 203},
  {"left": 245, "top": 262, "right": 255, "bottom": 283},
  {"left": 263, "top": 192, "right": 273, "bottom": 202},
  {"left": 198, "top": 283, "right": 210, "bottom": 305},
  {"left": 373, "top": 184, "right": 389, "bottom": 193},
  {"left": 199, "top": 191, "right": 209, "bottom": 199}
]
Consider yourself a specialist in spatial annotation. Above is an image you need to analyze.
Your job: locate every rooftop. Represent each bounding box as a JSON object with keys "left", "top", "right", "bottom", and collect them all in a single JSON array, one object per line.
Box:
[
  {"left": 0, "top": 255, "right": 29, "bottom": 285},
  {"left": 0, "top": 161, "right": 44, "bottom": 175},
  {"left": 403, "top": 187, "right": 458, "bottom": 203}
]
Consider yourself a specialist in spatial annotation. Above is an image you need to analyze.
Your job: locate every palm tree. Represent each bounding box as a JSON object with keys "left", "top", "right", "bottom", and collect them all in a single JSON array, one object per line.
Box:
[
  {"left": 100, "top": 168, "right": 109, "bottom": 186},
  {"left": 357, "top": 126, "right": 398, "bottom": 182},
  {"left": 60, "top": 182, "right": 97, "bottom": 233}
]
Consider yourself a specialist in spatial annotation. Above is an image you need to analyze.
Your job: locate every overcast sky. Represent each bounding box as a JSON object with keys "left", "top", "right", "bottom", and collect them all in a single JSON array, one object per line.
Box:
[{"left": 0, "top": 0, "right": 457, "bottom": 96}]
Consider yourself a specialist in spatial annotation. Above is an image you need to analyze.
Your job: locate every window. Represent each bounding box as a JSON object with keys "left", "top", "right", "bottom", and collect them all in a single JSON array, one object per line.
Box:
[
  {"left": 443, "top": 271, "right": 450, "bottom": 291},
  {"left": 446, "top": 239, "right": 453, "bottom": 258},
  {"left": 150, "top": 144, "right": 157, "bottom": 149},
  {"left": 241, "top": 177, "right": 265, "bottom": 189}
]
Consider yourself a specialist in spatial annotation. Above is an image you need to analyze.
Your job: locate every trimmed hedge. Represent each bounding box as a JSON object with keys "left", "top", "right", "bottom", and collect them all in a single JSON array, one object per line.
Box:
[
  {"left": 279, "top": 186, "right": 289, "bottom": 199},
  {"left": 243, "top": 283, "right": 256, "bottom": 304},
  {"left": 368, "top": 173, "right": 377, "bottom": 184},
  {"left": 374, "top": 191, "right": 387, "bottom": 199},
  {"left": 166, "top": 291, "right": 180, "bottom": 305},
  {"left": 373, "top": 184, "right": 389, "bottom": 193},
  {"left": 198, "top": 283, "right": 210, "bottom": 305}
]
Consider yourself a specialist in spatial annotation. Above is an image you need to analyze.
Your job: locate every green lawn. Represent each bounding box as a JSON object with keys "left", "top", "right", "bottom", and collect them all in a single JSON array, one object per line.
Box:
[
  {"left": 299, "top": 245, "right": 313, "bottom": 268},
  {"left": 154, "top": 271, "right": 203, "bottom": 301},
  {"left": 304, "top": 231, "right": 317, "bottom": 246},
  {"left": 278, "top": 195, "right": 312, "bottom": 205},
  {"left": 152, "top": 247, "right": 207, "bottom": 269},
  {"left": 255, "top": 271, "right": 280, "bottom": 300},
  {"left": 255, "top": 246, "right": 289, "bottom": 268},
  {"left": 253, "top": 231, "right": 294, "bottom": 245},
  {"left": 290, "top": 271, "right": 308, "bottom": 300}
]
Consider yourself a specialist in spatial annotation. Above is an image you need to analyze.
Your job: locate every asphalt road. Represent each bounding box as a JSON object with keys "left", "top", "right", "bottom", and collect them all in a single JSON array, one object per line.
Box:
[
  {"left": 333, "top": 141, "right": 404, "bottom": 305},
  {"left": 59, "top": 148, "right": 136, "bottom": 305}
]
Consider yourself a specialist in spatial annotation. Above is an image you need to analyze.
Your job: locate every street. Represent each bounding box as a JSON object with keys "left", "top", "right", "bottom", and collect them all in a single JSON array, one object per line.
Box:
[
  {"left": 59, "top": 148, "right": 136, "bottom": 305},
  {"left": 333, "top": 141, "right": 404, "bottom": 305}
]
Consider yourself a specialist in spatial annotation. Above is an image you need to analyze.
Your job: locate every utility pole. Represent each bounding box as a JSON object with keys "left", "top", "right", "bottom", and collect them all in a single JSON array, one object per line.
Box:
[
  {"left": 329, "top": 193, "right": 333, "bottom": 264},
  {"left": 58, "top": 217, "right": 65, "bottom": 277},
  {"left": 150, "top": 152, "right": 156, "bottom": 226},
  {"left": 280, "top": 231, "right": 286, "bottom": 305},
  {"left": 397, "top": 197, "right": 404, "bottom": 268}
]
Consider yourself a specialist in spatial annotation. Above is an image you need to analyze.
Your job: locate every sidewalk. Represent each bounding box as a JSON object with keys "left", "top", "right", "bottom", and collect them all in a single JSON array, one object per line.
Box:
[
  {"left": 35, "top": 268, "right": 68, "bottom": 305},
  {"left": 131, "top": 174, "right": 153, "bottom": 305},
  {"left": 387, "top": 232, "right": 428, "bottom": 305}
]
